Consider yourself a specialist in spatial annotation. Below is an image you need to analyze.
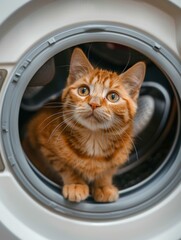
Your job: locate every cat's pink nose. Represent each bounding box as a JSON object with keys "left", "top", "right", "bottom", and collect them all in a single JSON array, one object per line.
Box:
[
  {"left": 89, "top": 102, "right": 100, "bottom": 110},
  {"left": 89, "top": 97, "right": 101, "bottom": 110}
]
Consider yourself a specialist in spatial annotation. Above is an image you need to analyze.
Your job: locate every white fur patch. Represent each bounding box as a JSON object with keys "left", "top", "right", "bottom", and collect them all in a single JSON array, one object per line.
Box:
[{"left": 83, "top": 132, "right": 108, "bottom": 157}]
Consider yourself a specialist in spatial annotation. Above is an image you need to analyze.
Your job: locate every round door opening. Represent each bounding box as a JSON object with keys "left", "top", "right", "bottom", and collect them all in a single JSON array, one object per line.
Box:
[
  {"left": 1, "top": 25, "right": 181, "bottom": 220},
  {"left": 19, "top": 43, "right": 177, "bottom": 191}
]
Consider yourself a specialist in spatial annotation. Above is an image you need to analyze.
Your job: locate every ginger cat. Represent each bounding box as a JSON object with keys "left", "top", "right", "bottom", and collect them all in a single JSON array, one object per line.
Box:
[{"left": 23, "top": 48, "right": 146, "bottom": 203}]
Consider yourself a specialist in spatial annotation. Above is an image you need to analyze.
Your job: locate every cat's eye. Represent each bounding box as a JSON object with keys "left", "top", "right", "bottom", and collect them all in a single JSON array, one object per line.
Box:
[
  {"left": 107, "top": 91, "right": 120, "bottom": 103},
  {"left": 78, "top": 86, "right": 90, "bottom": 96}
]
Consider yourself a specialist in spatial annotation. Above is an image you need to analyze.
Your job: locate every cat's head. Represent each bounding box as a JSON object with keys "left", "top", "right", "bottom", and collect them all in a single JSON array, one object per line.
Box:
[{"left": 62, "top": 48, "right": 146, "bottom": 131}]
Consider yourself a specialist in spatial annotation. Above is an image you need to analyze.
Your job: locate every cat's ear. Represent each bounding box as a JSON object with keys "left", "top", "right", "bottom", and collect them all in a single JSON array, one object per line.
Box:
[
  {"left": 67, "top": 48, "right": 93, "bottom": 85},
  {"left": 120, "top": 62, "right": 146, "bottom": 101}
]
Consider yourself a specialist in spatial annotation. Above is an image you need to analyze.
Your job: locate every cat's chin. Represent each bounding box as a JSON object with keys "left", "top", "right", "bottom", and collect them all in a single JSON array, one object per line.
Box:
[
  {"left": 85, "top": 114, "right": 102, "bottom": 123},
  {"left": 77, "top": 116, "right": 112, "bottom": 131}
]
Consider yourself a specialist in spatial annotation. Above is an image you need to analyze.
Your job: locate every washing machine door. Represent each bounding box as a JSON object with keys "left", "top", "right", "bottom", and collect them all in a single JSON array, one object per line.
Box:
[{"left": 0, "top": 1, "right": 181, "bottom": 240}]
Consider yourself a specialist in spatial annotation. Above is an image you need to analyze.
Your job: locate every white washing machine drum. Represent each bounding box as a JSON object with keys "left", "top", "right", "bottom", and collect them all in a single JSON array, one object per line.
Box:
[{"left": 0, "top": 1, "right": 181, "bottom": 240}]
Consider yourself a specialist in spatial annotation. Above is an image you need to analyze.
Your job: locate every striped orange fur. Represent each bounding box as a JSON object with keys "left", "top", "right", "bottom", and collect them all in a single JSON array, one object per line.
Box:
[{"left": 23, "top": 48, "right": 146, "bottom": 202}]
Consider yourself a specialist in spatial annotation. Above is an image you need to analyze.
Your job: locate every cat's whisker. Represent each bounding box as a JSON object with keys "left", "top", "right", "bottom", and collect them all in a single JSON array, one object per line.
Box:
[
  {"left": 39, "top": 110, "right": 74, "bottom": 131},
  {"left": 105, "top": 123, "right": 130, "bottom": 160},
  {"left": 39, "top": 112, "right": 63, "bottom": 128},
  {"left": 87, "top": 44, "right": 92, "bottom": 59},
  {"left": 124, "top": 131, "right": 139, "bottom": 162},
  {"left": 107, "top": 125, "right": 131, "bottom": 162},
  {"left": 55, "top": 115, "right": 80, "bottom": 141},
  {"left": 48, "top": 115, "right": 75, "bottom": 142},
  {"left": 58, "top": 114, "right": 81, "bottom": 141},
  {"left": 121, "top": 49, "right": 131, "bottom": 74},
  {"left": 40, "top": 115, "right": 62, "bottom": 132},
  {"left": 48, "top": 123, "right": 65, "bottom": 142},
  {"left": 114, "top": 115, "right": 135, "bottom": 127},
  {"left": 39, "top": 101, "right": 78, "bottom": 130}
]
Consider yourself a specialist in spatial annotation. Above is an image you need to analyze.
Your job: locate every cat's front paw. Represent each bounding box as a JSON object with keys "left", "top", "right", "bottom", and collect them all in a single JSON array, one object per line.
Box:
[
  {"left": 63, "top": 184, "right": 89, "bottom": 202},
  {"left": 92, "top": 185, "right": 119, "bottom": 203}
]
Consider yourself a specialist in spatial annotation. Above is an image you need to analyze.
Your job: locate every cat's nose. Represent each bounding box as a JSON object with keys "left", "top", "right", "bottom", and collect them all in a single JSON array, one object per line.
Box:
[
  {"left": 89, "top": 102, "right": 100, "bottom": 110},
  {"left": 89, "top": 97, "right": 101, "bottom": 110}
]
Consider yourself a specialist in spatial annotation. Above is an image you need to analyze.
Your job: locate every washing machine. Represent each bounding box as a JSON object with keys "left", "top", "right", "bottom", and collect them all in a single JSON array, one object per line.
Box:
[{"left": 0, "top": 0, "right": 181, "bottom": 239}]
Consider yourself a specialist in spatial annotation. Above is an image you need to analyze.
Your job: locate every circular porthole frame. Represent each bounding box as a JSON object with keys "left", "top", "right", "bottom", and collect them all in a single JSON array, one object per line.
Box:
[{"left": 1, "top": 22, "right": 181, "bottom": 220}]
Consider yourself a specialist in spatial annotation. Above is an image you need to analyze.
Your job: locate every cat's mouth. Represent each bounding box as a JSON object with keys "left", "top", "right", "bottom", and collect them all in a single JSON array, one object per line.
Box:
[{"left": 84, "top": 112, "right": 102, "bottom": 123}]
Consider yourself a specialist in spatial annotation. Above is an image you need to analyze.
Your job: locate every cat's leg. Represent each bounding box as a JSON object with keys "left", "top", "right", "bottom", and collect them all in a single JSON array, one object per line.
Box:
[
  {"left": 61, "top": 169, "right": 89, "bottom": 202},
  {"left": 37, "top": 146, "right": 89, "bottom": 202},
  {"left": 91, "top": 170, "right": 118, "bottom": 203}
]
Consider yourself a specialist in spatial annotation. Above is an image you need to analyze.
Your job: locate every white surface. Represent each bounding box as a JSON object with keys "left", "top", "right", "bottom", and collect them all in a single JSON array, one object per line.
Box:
[
  {"left": 0, "top": 0, "right": 181, "bottom": 65},
  {"left": 0, "top": 0, "right": 30, "bottom": 24},
  {"left": 169, "top": 0, "right": 181, "bottom": 7},
  {"left": 0, "top": 172, "right": 181, "bottom": 240},
  {"left": 0, "top": 1, "right": 181, "bottom": 239}
]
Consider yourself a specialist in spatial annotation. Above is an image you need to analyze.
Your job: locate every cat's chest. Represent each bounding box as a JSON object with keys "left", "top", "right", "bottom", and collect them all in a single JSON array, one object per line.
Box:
[{"left": 81, "top": 133, "right": 112, "bottom": 157}]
